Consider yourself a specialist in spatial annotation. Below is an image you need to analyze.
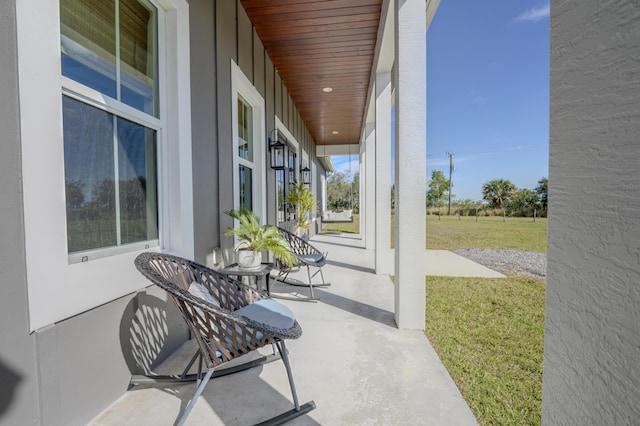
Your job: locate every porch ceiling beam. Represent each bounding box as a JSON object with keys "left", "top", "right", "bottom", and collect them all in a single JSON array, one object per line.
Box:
[{"left": 315, "top": 144, "right": 360, "bottom": 157}]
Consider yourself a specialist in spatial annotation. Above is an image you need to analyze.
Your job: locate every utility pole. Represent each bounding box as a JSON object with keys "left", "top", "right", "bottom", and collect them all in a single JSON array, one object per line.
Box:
[{"left": 446, "top": 152, "right": 454, "bottom": 215}]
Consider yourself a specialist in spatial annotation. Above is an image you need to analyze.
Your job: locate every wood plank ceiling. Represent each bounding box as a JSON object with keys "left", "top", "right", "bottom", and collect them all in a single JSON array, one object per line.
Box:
[{"left": 241, "top": 0, "right": 383, "bottom": 146}]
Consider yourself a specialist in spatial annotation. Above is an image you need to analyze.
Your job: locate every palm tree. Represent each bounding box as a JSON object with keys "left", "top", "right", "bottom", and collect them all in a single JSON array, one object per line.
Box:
[
  {"left": 482, "top": 179, "right": 516, "bottom": 208},
  {"left": 287, "top": 181, "right": 317, "bottom": 231}
]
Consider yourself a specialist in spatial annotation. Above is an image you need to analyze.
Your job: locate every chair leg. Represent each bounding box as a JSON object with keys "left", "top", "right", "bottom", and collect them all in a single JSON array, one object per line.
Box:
[
  {"left": 319, "top": 267, "right": 327, "bottom": 286},
  {"left": 276, "top": 341, "right": 300, "bottom": 411},
  {"left": 308, "top": 266, "right": 330, "bottom": 287},
  {"left": 254, "top": 340, "right": 315, "bottom": 425},
  {"left": 181, "top": 350, "right": 200, "bottom": 379},
  {"left": 176, "top": 368, "right": 215, "bottom": 426},
  {"left": 306, "top": 266, "right": 315, "bottom": 299}
]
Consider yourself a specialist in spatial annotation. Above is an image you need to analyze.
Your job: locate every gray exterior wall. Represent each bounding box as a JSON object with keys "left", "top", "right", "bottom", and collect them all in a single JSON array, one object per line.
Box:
[
  {"left": 34, "top": 287, "right": 188, "bottom": 426},
  {"left": 190, "top": 0, "right": 219, "bottom": 266},
  {"left": 543, "top": 0, "right": 640, "bottom": 423},
  {"left": 2, "top": 10, "right": 189, "bottom": 423},
  {"left": 0, "top": 3, "right": 40, "bottom": 425},
  {"left": 1, "top": 0, "right": 323, "bottom": 424}
]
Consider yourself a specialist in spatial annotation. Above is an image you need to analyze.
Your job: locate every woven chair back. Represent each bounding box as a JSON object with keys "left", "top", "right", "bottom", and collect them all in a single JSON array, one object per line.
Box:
[{"left": 135, "top": 252, "right": 295, "bottom": 368}]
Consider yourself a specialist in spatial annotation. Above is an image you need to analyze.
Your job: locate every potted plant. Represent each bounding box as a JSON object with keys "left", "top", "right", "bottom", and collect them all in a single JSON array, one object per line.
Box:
[
  {"left": 287, "top": 181, "right": 317, "bottom": 238},
  {"left": 225, "top": 208, "right": 296, "bottom": 269}
]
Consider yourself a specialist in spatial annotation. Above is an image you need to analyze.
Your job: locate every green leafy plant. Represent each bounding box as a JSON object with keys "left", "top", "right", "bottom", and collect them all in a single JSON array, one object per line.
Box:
[
  {"left": 287, "top": 181, "right": 317, "bottom": 230},
  {"left": 225, "top": 208, "right": 296, "bottom": 266}
]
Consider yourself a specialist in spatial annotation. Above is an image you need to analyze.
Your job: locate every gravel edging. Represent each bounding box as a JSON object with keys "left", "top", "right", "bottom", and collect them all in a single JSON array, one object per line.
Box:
[{"left": 454, "top": 248, "right": 547, "bottom": 278}]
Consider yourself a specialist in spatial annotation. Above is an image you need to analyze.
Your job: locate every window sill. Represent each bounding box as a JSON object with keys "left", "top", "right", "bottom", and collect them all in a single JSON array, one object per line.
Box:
[{"left": 68, "top": 240, "right": 159, "bottom": 265}]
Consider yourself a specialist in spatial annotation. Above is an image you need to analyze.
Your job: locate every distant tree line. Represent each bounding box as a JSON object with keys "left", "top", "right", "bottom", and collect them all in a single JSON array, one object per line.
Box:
[
  {"left": 481, "top": 177, "right": 547, "bottom": 211},
  {"left": 426, "top": 173, "right": 548, "bottom": 217},
  {"left": 327, "top": 167, "right": 549, "bottom": 218},
  {"left": 326, "top": 170, "right": 359, "bottom": 212}
]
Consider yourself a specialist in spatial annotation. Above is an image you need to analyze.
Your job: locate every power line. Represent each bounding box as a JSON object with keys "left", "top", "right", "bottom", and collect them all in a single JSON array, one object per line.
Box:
[{"left": 429, "top": 146, "right": 545, "bottom": 161}]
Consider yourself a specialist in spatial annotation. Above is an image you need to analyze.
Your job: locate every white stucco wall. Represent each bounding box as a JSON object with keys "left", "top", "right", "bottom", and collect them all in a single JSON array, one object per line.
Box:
[{"left": 543, "top": 0, "right": 640, "bottom": 423}]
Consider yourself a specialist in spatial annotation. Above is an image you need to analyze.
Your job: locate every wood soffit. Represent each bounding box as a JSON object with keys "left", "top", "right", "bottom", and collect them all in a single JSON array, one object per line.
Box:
[{"left": 241, "top": 0, "right": 383, "bottom": 146}]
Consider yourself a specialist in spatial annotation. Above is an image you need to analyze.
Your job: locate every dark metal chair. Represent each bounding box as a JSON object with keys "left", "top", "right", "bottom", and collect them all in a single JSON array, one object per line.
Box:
[
  {"left": 133, "top": 252, "right": 315, "bottom": 425},
  {"left": 271, "top": 227, "right": 330, "bottom": 301}
]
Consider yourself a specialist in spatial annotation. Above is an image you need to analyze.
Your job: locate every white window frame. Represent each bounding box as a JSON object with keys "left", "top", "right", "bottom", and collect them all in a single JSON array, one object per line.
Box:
[
  {"left": 16, "top": 0, "right": 193, "bottom": 332},
  {"left": 231, "top": 60, "right": 266, "bottom": 221},
  {"left": 275, "top": 117, "right": 299, "bottom": 160}
]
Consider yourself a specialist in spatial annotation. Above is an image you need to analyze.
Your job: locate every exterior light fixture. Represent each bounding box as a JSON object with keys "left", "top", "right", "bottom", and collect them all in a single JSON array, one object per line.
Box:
[
  {"left": 322, "top": 87, "right": 333, "bottom": 93},
  {"left": 268, "top": 131, "right": 286, "bottom": 170},
  {"left": 300, "top": 165, "right": 311, "bottom": 185},
  {"left": 332, "top": 131, "right": 339, "bottom": 134}
]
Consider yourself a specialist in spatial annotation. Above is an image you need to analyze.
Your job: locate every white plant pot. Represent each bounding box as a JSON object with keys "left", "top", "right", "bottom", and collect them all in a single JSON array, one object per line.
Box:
[
  {"left": 296, "top": 225, "right": 309, "bottom": 241},
  {"left": 236, "top": 249, "right": 262, "bottom": 269}
]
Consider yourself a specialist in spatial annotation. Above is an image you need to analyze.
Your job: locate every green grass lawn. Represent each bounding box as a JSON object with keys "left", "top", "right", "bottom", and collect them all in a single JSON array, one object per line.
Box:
[
  {"left": 426, "top": 215, "right": 548, "bottom": 252},
  {"left": 322, "top": 214, "right": 548, "bottom": 253},
  {"left": 320, "top": 214, "right": 360, "bottom": 234},
  {"left": 425, "top": 275, "right": 545, "bottom": 425},
  {"left": 423, "top": 217, "right": 546, "bottom": 425}
]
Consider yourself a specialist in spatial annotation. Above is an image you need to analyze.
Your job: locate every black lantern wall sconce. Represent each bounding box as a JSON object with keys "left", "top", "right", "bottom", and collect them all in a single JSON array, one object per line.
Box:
[
  {"left": 268, "top": 130, "right": 286, "bottom": 170},
  {"left": 300, "top": 165, "right": 311, "bottom": 185}
]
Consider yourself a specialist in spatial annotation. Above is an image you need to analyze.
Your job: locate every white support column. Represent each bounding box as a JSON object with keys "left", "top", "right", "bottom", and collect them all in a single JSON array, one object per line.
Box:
[
  {"left": 320, "top": 172, "right": 327, "bottom": 217},
  {"left": 394, "top": 0, "right": 426, "bottom": 329},
  {"left": 375, "top": 72, "right": 394, "bottom": 274},
  {"left": 365, "top": 124, "right": 376, "bottom": 249},
  {"left": 359, "top": 144, "right": 365, "bottom": 236}
]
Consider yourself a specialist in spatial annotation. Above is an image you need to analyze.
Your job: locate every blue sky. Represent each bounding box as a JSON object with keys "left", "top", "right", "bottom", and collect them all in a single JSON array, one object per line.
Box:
[
  {"left": 331, "top": 1, "right": 549, "bottom": 203},
  {"left": 426, "top": 1, "right": 549, "bottom": 201}
]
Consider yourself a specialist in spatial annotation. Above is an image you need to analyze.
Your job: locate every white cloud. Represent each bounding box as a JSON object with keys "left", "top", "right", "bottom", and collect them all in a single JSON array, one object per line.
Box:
[
  {"left": 428, "top": 158, "right": 450, "bottom": 167},
  {"left": 471, "top": 95, "right": 487, "bottom": 105},
  {"left": 463, "top": 91, "right": 487, "bottom": 107},
  {"left": 428, "top": 156, "right": 467, "bottom": 168},
  {"left": 513, "top": 4, "right": 549, "bottom": 23}
]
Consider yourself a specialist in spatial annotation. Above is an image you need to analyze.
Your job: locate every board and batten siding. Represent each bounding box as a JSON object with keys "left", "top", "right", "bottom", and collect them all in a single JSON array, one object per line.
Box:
[{"left": 208, "top": 0, "right": 321, "bottom": 265}]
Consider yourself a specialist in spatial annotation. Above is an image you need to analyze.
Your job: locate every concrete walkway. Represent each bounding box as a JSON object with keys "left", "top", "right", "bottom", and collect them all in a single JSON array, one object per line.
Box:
[
  {"left": 90, "top": 234, "right": 480, "bottom": 425},
  {"left": 424, "top": 250, "right": 505, "bottom": 278},
  {"left": 313, "top": 232, "right": 506, "bottom": 278}
]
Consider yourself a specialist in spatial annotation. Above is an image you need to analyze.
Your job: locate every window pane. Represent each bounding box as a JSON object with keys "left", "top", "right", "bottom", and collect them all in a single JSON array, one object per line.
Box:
[
  {"left": 63, "top": 96, "right": 117, "bottom": 252},
  {"left": 63, "top": 96, "right": 159, "bottom": 254},
  {"left": 117, "top": 117, "right": 158, "bottom": 244},
  {"left": 277, "top": 170, "right": 285, "bottom": 223},
  {"left": 119, "top": 0, "right": 158, "bottom": 116},
  {"left": 238, "top": 96, "right": 253, "bottom": 162},
  {"left": 60, "top": 0, "right": 159, "bottom": 117},
  {"left": 61, "top": 0, "right": 117, "bottom": 99},
  {"left": 239, "top": 165, "right": 253, "bottom": 211}
]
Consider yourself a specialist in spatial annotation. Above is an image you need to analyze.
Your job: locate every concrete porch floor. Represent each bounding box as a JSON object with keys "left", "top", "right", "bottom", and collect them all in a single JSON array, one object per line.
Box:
[{"left": 90, "top": 234, "right": 479, "bottom": 425}]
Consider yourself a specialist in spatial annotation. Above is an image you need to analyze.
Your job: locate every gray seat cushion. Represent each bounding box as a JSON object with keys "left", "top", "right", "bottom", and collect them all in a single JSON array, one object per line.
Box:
[
  {"left": 300, "top": 253, "right": 324, "bottom": 264},
  {"left": 234, "top": 299, "right": 295, "bottom": 330}
]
